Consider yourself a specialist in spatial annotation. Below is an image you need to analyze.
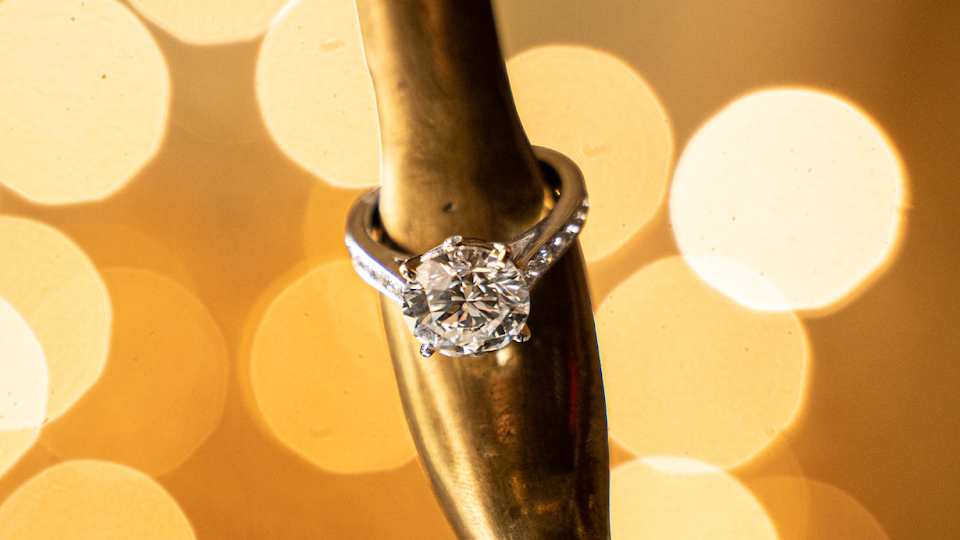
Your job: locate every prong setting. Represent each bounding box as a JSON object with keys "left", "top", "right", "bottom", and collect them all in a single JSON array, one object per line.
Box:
[
  {"left": 344, "top": 149, "right": 589, "bottom": 358},
  {"left": 513, "top": 324, "right": 532, "bottom": 343},
  {"left": 400, "top": 240, "right": 530, "bottom": 357},
  {"left": 443, "top": 235, "right": 463, "bottom": 249},
  {"left": 399, "top": 256, "right": 421, "bottom": 282},
  {"left": 492, "top": 242, "right": 511, "bottom": 263}
]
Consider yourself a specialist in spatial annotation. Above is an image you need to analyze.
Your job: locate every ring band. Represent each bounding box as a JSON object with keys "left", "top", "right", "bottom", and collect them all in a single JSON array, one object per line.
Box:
[{"left": 344, "top": 147, "right": 589, "bottom": 357}]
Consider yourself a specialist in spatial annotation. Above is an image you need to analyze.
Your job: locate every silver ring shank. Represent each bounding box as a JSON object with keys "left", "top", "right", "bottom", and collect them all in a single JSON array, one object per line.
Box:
[{"left": 344, "top": 147, "right": 588, "bottom": 306}]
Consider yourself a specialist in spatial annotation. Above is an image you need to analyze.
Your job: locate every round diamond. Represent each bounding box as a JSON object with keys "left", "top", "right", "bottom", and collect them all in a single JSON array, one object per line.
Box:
[{"left": 401, "top": 241, "right": 530, "bottom": 357}]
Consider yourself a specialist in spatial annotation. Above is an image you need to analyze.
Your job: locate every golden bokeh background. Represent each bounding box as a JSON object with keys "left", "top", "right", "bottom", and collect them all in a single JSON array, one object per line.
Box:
[
  {"left": 507, "top": 45, "right": 673, "bottom": 262},
  {"left": 597, "top": 256, "right": 807, "bottom": 469},
  {"left": 611, "top": 459, "right": 777, "bottom": 540},
  {"left": 0, "top": 0, "right": 955, "bottom": 538},
  {"left": 670, "top": 88, "right": 905, "bottom": 313},
  {"left": 0, "top": 460, "right": 195, "bottom": 540},
  {"left": 247, "top": 260, "right": 415, "bottom": 474},
  {"left": 0, "top": 0, "right": 168, "bottom": 205}
]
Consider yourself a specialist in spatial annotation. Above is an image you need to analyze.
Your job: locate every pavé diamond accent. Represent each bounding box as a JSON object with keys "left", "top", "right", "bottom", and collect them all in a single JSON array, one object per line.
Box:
[
  {"left": 344, "top": 150, "right": 590, "bottom": 341},
  {"left": 401, "top": 240, "right": 530, "bottom": 357},
  {"left": 521, "top": 199, "right": 589, "bottom": 280}
]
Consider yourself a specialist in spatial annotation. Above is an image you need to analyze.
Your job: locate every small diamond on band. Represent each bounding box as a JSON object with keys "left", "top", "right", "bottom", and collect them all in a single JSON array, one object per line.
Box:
[{"left": 344, "top": 147, "right": 589, "bottom": 358}]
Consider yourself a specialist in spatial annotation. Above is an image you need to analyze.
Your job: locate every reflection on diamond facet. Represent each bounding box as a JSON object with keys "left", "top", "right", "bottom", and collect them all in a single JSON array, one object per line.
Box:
[{"left": 401, "top": 241, "right": 530, "bottom": 357}]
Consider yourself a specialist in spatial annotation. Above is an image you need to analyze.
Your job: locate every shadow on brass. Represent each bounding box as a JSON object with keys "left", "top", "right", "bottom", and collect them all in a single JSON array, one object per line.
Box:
[{"left": 355, "top": 0, "right": 609, "bottom": 538}]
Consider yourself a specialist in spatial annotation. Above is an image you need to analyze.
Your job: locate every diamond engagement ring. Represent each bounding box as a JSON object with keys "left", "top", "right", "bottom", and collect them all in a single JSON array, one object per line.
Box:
[{"left": 344, "top": 147, "right": 588, "bottom": 358}]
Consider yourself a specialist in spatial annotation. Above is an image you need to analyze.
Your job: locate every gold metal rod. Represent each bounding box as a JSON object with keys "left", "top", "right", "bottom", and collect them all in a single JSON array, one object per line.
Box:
[{"left": 355, "top": 1, "right": 609, "bottom": 538}]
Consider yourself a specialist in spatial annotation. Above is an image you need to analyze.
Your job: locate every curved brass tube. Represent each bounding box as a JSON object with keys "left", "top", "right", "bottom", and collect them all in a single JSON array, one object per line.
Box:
[{"left": 355, "top": 1, "right": 609, "bottom": 538}]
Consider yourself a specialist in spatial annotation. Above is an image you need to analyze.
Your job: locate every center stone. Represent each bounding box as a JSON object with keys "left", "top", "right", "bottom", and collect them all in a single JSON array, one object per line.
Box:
[{"left": 401, "top": 241, "right": 531, "bottom": 357}]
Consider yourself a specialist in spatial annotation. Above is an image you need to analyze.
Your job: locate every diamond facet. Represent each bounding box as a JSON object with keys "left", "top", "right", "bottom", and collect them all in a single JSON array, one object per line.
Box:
[{"left": 401, "top": 240, "right": 531, "bottom": 357}]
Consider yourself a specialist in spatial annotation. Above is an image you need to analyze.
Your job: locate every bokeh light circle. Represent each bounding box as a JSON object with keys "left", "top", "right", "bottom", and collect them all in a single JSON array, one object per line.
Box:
[
  {"left": 0, "top": 430, "right": 40, "bottom": 480},
  {"left": 257, "top": 0, "right": 380, "bottom": 188},
  {"left": 0, "top": 294, "right": 46, "bottom": 480},
  {"left": 65, "top": 222, "right": 196, "bottom": 290},
  {"left": 0, "top": 0, "right": 169, "bottom": 204},
  {"left": 130, "top": 0, "right": 293, "bottom": 44},
  {"left": 0, "top": 297, "right": 48, "bottom": 431},
  {"left": 249, "top": 260, "right": 415, "bottom": 474},
  {"left": 0, "top": 460, "right": 195, "bottom": 540},
  {"left": 41, "top": 269, "right": 229, "bottom": 476},
  {"left": 0, "top": 217, "right": 111, "bottom": 422},
  {"left": 507, "top": 45, "right": 673, "bottom": 261},
  {"left": 611, "top": 458, "right": 777, "bottom": 540},
  {"left": 670, "top": 88, "right": 906, "bottom": 312},
  {"left": 750, "top": 476, "right": 890, "bottom": 540},
  {"left": 597, "top": 256, "right": 807, "bottom": 468}
]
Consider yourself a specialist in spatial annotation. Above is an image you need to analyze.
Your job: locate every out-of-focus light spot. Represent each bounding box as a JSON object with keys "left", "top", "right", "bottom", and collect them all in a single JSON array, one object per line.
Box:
[
  {"left": 0, "top": 217, "right": 110, "bottom": 422},
  {"left": 249, "top": 260, "right": 415, "bottom": 474},
  {"left": 670, "top": 88, "right": 906, "bottom": 313},
  {"left": 642, "top": 456, "right": 723, "bottom": 475},
  {"left": 597, "top": 256, "right": 807, "bottom": 469},
  {"left": 611, "top": 459, "right": 777, "bottom": 540},
  {"left": 734, "top": 437, "right": 809, "bottom": 501},
  {"left": 257, "top": 0, "right": 380, "bottom": 188},
  {"left": 0, "top": 297, "right": 47, "bottom": 431},
  {"left": 0, "top": 0, "right": 169, "bottom": 205},
  {"left": 0, "top": 430, "right": 39, "bottom": 480},
  {"left": 0, "top": 460, "right": 195, "bottom": 539},
  {"left": 66, "top": 222, "right": 195, "bottom": 290},
  {"left": 507, "top": 46, "right": 673, "bottom": 262},
  {"left": 749, "top": 477, "right": 890, "bottom": 540},
  {"left": 131, "top": 0, "right": 293, "bottom": 44},
  {"left": 41, "top": 269, "right": 228, "bottom": 476}
]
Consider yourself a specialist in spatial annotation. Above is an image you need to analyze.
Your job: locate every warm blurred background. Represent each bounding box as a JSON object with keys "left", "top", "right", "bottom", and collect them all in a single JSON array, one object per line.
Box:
[{"left": 0, "top": 0, "right": 955, "bottom": 539}]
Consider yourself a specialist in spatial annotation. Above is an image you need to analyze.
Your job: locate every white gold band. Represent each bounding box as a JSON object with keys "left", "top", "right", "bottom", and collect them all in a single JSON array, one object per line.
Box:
[{"left": 344, "top": 147, "right": 589, "bottom": 307}]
